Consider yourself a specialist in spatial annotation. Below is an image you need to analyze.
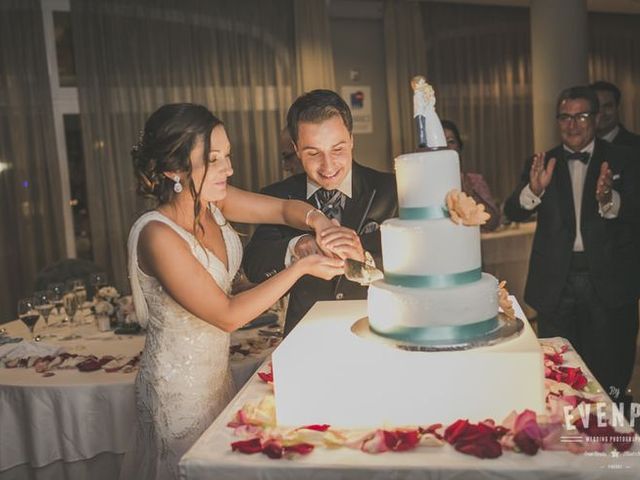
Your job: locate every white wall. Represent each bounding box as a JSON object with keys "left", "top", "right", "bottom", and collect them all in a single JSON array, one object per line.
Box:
[{"left": 330, "top": 16, "right": 392, "bottom": 173}]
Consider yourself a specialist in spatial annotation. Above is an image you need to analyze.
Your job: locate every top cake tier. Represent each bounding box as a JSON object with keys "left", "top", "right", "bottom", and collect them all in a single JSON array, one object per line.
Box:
[{"left": 395, "top": 150, "right": 460, "bottom": 211}]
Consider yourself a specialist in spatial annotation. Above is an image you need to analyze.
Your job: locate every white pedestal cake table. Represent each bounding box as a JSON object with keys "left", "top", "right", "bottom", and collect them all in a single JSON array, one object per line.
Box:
[{"left": 180, "top": 299, "right": 640, "bottom": 480}]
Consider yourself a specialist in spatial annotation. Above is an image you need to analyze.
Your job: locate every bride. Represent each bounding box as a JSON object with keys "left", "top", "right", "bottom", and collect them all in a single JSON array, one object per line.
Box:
[{"left": 119, "top": 103, "right": 343, "bottom": 480}]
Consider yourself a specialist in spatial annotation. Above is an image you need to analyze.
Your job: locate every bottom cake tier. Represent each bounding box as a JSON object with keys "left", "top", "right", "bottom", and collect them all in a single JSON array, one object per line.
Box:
[{"left": 368, "top": 273, "right": 499, "bottom": 343}]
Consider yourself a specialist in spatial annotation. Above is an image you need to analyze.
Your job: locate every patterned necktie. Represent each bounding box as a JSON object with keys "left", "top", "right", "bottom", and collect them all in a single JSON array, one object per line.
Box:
[
  {"left": 566, "top": 151, "right": 589, "bottom": 164},
  {"left": 314, "top": 188, "right": 345, "bottom": 222}
]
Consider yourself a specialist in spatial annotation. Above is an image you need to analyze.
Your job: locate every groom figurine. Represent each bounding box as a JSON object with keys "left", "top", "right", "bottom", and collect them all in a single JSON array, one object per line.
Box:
[{"left": 243, "top": 89, "right": 398, "bottom": 335}]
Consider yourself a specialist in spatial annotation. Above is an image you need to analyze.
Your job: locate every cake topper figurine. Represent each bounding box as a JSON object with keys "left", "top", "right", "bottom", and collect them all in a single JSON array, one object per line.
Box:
[{"left": 411, "top": 76, "right": 447, "bottom": 149}]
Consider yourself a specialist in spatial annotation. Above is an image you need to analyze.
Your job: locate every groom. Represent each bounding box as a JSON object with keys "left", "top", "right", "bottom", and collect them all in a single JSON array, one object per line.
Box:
[{"left": 243, "top": 89, "right": 398, "bottom": 335}]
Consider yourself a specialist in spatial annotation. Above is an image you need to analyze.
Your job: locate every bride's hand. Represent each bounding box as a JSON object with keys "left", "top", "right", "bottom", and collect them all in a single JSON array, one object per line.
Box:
[{"left": 296, "top": 254, "right": 344, "bottom": 280}]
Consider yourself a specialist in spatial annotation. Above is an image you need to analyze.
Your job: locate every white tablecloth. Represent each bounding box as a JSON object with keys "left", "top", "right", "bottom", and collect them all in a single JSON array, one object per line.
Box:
[
  {"left": 180, "top": 327, "right": 640, "bottom": 479},
  {"left": 0, "top": 315, "right": 277, "bottom": 478}
]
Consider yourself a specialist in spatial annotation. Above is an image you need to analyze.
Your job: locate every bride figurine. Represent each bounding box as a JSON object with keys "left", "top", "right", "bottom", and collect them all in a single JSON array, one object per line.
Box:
[
  {"left": 119, "top": 103, "right": 344, "bottom": 480},
  {"left": 411, "top": 75, "right": 447, "bottom": 149}
]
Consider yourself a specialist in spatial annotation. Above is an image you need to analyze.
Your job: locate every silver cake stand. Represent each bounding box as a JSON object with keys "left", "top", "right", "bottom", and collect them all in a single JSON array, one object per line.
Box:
[{"left": 351, "top": 312, "right": 525, "bottom": 352}]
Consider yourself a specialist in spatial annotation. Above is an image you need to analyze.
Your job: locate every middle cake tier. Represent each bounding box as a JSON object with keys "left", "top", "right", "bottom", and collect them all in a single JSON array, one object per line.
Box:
[{"left": 381, "top": 217, "right": 480, "bottom": 280}]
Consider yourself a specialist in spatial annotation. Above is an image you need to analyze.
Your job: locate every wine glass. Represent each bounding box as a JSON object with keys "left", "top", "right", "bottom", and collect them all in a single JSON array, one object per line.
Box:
[
  {"left": 63, "top": 292, "right": 79, "bottom": 325},
  {"left": 33, "top": 290, "right": 55, "bottom": 327},
  {"left": 48, "top": 282, "right": 65, "bottom": 317},
  {"left": 17, "top": 297, "right": 39, "bottom": 340},
  {"left": 66, "top": 279, "right": 87, "bottom": 309}
]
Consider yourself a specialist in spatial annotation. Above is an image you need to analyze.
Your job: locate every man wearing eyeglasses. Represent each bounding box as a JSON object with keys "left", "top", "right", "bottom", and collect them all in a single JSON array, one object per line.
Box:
[{"left": 505, "top": 86, "right": 639, "bottom": 407}]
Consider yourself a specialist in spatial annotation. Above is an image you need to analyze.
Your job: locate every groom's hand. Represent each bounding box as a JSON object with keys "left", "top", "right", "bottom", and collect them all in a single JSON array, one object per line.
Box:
[{"left": 318, "top": 223, "right": 365, "bottom": 262}]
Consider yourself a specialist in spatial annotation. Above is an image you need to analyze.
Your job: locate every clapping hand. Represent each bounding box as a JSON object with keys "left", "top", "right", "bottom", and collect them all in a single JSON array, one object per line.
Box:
[
  {"left": 529, "top": 152, "right": 556, "bottom": 197},
  {"left": 595, "top": 162, "right": 613, "bottom": 206}
]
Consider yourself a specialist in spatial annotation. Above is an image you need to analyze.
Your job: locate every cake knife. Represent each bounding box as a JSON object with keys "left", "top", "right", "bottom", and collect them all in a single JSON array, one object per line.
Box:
[{"left": 343, "top": 258, "right": 384, "bottom": 285}]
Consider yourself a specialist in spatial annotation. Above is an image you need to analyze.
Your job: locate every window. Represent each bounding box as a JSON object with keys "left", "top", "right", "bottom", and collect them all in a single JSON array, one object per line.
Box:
[
  {"left": 63, "top": 114, "right": 93, "bottom": 260},
  {"left": 53, "top": 11, "right": 76, "bottom": 87}
]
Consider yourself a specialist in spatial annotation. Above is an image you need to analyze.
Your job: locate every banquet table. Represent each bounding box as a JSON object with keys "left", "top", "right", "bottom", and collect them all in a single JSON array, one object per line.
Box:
[
  {"left": 0, "top": 313, "right": 280, "bottom": 480},
  {"left": 180, "top": 300, "right": 640, "bottom": 480},
  {"left": 481, "top": 221, "right": 536, "bottom": 318}
]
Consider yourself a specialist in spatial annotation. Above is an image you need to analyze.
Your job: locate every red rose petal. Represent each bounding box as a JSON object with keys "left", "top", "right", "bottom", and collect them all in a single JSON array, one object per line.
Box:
[
  {"left": 444, "top": 419, "right": 470, "bottom": 443},
  {"left": 456, "top": 438, "right": 502, "bottom": 459},
  {"left": 299, "top": 424, "right": 330, "bottom": 432},
  {"left": 393, "top": 430, "right": 420, "bottom": 451},
  {"left": 445, "top": 420, "right": 504, "bottom": 459},
  {"left": 514, "top": 430, "right": 541, "bottom": 455},
  {"left": 419, "top": 424, "right": 443, "bottom": 440},
  {"left": 262, "top": 440, "right": 283, "bottom": 459},
  {"left": 76, "top": 357, "right": 101, "bottom": 372},
  {"left": 284, "top": 443, "right": 315, "bottom": 455},
  {"left": 231, "top": 437, "right": 262, "bottom": 454},
  {"left": 383, "top": 430, "right": 398, "bottom": 450}
]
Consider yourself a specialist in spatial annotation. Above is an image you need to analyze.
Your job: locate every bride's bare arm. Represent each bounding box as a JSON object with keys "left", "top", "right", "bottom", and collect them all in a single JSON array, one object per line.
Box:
[
  {"left": 138, "top": 222, "right": 343, "bottom": 332},
  {"left": 217, "top": 185, "right": 332, "bottom": 232}
]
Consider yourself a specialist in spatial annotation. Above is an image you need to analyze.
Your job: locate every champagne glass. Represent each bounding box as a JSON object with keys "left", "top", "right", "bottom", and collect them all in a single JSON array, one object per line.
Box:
[
  {"left": 67, "top": 279, "right": 87, "bottom": 309},
  {"left": 63, "top": 292, "right": 79, "bottom": 324},
  {"left": 48, "top": 282, "right": 65, "bottom": 317},
  {"left": 17, "top": 297, "right": 39, "bottom": 340},
  {"left": 34, "top": 290, "right": 55, "bottom": 327}
]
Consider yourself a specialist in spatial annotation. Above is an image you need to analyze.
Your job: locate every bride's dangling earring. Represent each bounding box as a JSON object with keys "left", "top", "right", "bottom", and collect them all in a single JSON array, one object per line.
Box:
[{"left": 173, "top": 175, "right": 183, "bottom": 193}]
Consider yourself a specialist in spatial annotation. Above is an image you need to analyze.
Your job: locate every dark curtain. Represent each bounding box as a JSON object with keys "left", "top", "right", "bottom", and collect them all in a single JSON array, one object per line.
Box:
[
  {"left": 0, "top": 0, "right": 66, "bottom": 322},
  {"left": 70, "top": 0, "right": 296, "bottom": 291},
  {"left": 421, "top": 1, "right": 533, "bottom": 204},
  {"left": 589, "top": 12, "right": 640, "bottom": 133}
]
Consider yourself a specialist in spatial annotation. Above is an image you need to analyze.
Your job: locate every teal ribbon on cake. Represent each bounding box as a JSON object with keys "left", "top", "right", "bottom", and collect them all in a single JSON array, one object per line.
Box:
[
  {"left": 384, "top": 268, "right": 481, "bottom": 288},
  {"left": 399, "top": 205, "right": 449, "bottom": 220},
  {"left": 371, "top": 316, "right": 499, "bottom": 344}
]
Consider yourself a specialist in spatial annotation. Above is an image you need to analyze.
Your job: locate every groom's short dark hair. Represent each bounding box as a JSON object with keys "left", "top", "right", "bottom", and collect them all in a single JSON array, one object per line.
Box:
[{"left": 286, "top": 89, "right": 353, "bottom": 144}]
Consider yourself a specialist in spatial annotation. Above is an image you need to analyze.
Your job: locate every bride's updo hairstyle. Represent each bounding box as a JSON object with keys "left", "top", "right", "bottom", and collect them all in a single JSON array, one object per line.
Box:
[{"left": 132, "top": 103, "right": 223, "bottom": 234}]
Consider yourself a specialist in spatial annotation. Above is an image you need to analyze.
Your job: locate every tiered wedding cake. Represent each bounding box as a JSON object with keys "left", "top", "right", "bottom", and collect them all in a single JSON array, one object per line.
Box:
[
  {"left": 368, "top": 143, "right": 499, "bottom": 345},
  {"left": 272, "top": 79, "right": 545, "bottom": 428}
]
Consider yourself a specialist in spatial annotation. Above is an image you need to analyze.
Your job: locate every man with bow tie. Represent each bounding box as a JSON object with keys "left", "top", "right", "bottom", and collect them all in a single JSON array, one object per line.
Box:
[
  {"left": 243, "top": 89, "right": 398, "bottom": 335},
  {"left": 505, "top": 86, "right": 640, "bottom": 405}
]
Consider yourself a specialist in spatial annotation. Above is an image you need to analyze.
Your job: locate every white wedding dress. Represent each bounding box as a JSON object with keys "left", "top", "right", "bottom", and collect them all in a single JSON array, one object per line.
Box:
[{"left": 119, "top": 206, "right": 242, "bottom": 480}]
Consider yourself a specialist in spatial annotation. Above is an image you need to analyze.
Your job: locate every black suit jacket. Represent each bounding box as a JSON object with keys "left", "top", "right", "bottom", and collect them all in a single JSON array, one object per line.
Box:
[
  {"left": 612, "top": 125, "right": 640, "bottom": 150},
  {"left": 504, "top": 139, "right": 639, "bottom": 313},
  {"left": 243, "top": 162, "right": 398, "bottom": 334}
]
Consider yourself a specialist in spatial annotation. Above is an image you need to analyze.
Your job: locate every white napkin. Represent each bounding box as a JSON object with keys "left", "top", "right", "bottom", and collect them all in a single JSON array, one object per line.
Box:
[{"left": 0, "top": 341, "right": 64, "bottom": 360}]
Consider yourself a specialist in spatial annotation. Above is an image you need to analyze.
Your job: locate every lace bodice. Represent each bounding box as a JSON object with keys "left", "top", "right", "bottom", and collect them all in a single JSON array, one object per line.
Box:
[{"left": 120, "top": 205, "right": 242, "bottom": 480}]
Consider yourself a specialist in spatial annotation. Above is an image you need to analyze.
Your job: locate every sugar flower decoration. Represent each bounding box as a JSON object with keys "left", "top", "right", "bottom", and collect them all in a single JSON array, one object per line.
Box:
[
  {"left": 497, "top": 280, "right": 515, "bottom": 320},
  {"left": 94, "top": 300, "right": 115, "bottom": 316},
  {"left": 97, "top": 286, "right": 119, "bottom": 302},
  {"left": 446, "top": 189, "right": 491, "bottom": 226}
]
